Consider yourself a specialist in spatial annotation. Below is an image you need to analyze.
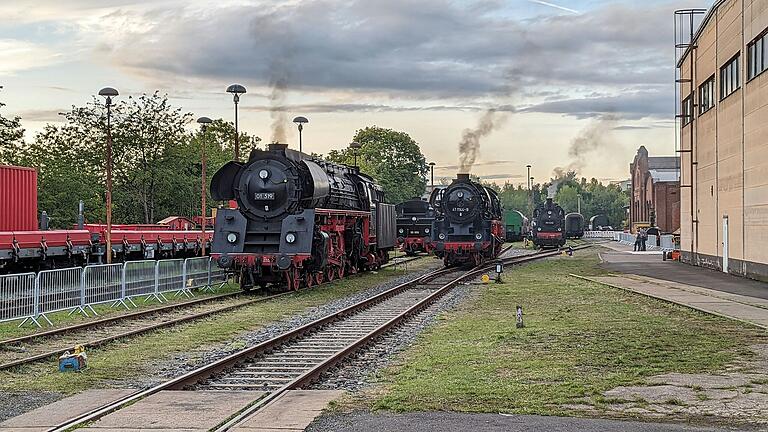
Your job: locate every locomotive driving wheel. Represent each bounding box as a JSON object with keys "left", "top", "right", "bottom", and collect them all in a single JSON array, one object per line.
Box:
[
  {"left": 285, "top": 268, "right": 301, "bottom": 291},
  {"left": 304, "top": 271, "right": 315, "bottom": 289},
  {"left": 315, "top": 271, "right": 324, "bottom": 285},
  {"left": 326, "top": 266, "right": 336, "bottom": 282}
]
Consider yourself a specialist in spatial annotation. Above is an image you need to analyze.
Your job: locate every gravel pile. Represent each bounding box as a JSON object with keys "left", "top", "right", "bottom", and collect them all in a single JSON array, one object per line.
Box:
[{"left": 0, "top": 391, "right": 62, "bottom": 423}]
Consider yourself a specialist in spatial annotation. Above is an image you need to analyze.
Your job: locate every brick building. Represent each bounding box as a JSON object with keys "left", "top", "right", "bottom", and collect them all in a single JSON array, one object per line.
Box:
[
  {"left": 677, "top": 0, "right": 768, "bottom": 279},
  {"left": 629, "top": 146, "right": 681, "bottom": 234}
]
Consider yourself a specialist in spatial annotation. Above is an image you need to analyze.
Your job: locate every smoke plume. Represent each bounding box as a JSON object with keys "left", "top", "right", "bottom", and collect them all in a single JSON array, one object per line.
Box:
[
  {"left": 552, "top": 114, "right": 617, "bottom": 177},
  {"left": 269, "top": 60, "right": 290, "bottom": 143},
  {"left": 458, "top": 110, "right": 508, "bottom": 173}
]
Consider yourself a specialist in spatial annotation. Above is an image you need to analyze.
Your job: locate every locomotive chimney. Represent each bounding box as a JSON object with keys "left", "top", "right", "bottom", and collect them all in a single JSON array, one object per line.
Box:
[
  {"left": 268, "top": 143, "right": 289, "bottom": 152},
  {"left": 457, "top": 173, "right": 471, "bottom": 181}
]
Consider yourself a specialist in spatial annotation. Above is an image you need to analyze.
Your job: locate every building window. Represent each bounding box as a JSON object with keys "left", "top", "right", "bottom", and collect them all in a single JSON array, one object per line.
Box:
[
  {"left": 699, "top": 76, "right": 715, "bottom": 114},
  {"left": 748, "top": 30, "right": 767, "bottom": 80},
  {"left": 681, "top": 96, "right": 694, "bottom": 125},
  {"left": 720, "top": 55, "right": 740, "bottom": 100}
]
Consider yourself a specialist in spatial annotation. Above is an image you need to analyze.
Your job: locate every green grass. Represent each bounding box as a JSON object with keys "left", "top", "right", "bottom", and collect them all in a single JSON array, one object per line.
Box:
[
  {"left": 0, "top": 283, "right": 243, "bottom": 341},
  {"left": 371, "top": 249, "right": 765, "bottom": 415},
  {"left": 0, "top": 258, "right": 436, "bottom": 394}
]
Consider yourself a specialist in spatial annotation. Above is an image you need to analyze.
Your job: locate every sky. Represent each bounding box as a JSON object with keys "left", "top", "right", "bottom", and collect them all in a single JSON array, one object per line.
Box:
[{"left": 0, "top": 0, "right": 708, "bottom": 186}]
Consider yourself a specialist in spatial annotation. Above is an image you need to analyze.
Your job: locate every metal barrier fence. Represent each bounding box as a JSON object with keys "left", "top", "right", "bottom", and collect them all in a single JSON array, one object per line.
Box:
[
  {"left": 584, "top": 231, "right": 620, "bottom": 238},
  {"left": 0, "top": 257, "right": 228, "bottom": 327},
  {"left": 613, "top": 232, "right": 675, "bottom": 251}
]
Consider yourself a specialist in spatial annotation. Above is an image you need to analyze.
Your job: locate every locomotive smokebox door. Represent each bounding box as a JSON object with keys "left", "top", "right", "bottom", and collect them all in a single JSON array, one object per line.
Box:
[{"left": 279, "top": 209, "right": 315, "bottom": 257}]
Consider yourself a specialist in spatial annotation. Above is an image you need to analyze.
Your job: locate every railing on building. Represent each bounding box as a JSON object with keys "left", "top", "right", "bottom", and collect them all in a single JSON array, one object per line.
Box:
[{"left": 0, "top": 257, "right": 228, "bottom": 327}]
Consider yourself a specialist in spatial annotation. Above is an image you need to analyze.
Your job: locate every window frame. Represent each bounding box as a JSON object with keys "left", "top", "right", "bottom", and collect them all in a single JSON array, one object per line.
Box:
[
  {"left": 748, "top": 28, "right": 768, "bottom": 82},
  {"left": 720, "top": 54, "right": 741, "bottom": 101},
  {"left": 681, "top": 95, "right": 694, "bottom": 125},
  {"left": 699, "top": 75, "right": 715, "bottom": 114}
]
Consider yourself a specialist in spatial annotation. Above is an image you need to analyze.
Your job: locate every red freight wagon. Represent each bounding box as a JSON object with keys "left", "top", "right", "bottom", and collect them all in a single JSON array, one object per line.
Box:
[{"left": 0, "top": 166, "right": 38, "bottom": 231}]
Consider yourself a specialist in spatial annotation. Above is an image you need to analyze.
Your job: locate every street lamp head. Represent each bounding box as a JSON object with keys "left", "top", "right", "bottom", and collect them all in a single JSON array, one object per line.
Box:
[
  {"left": 349, "top": 141, "right": 362, "bottom": 150},
  {"left": 429, "top": 162, "right": 436, "bottom": 167},
  {"left": 197, "top": 116, "right": 213, "bottom": 132},
  {"left": 98, "top": 87, "right": 119, "bottom": 98},
  {"left": 226, "top": 84, "right": 247, "bottom": 95},
  {"left": 293, "top": 116, "right": 309, "bottom": 125},
  {"left": 526, "top": 164, "right": 531, "bottom": 169}
]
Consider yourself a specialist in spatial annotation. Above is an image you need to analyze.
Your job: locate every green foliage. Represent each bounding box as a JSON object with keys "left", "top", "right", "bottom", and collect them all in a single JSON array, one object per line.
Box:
[
  {"left": 494, "top": 170, "right": 628, "bottom": 228},
  {"left": 17, "top": 93, "right": 260, "bottom": 228},
  {"left": 0, "top": 100, "right": 25, "bottom": 165},
  {"left": 327, "top": 126, "right": 428, "bottom": 204}
]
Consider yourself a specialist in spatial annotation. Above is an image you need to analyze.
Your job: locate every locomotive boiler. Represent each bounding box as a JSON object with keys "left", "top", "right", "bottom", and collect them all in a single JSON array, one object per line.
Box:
[
  {"left": 209, "top": 143, "right": 396, "bottom": 291},
  {"left": 430, "top": 174, "right": 504, "bottom": 266},
  {"left": 532, "top": 198, "right": 566, "bottom": 248}
]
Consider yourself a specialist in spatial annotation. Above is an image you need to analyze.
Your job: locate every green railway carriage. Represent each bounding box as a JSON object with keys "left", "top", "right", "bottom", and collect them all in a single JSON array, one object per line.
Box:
[{"left": 504, "top": 210, "right": 530, "bottom": 242}]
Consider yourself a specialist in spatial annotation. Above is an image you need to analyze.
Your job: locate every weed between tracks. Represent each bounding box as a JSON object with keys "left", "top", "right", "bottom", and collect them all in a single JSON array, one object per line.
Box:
[
  {"left": 369, "top": 249, "right": 765, "bottom": 416},
  {"left": 0, "top": 257, "right": 434, "bottom": 394}
]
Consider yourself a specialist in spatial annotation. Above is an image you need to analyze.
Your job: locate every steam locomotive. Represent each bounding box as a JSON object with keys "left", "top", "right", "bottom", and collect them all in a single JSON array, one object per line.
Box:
[
  {"left": 430, "top": 174, "right": 504, "bottom": 266},
  {"left": 532, "top": 198, "right": 566, "bottom": 248},
  {"left": 395, "top": 199, "right": 436, "bottom": 255},
  {"left": 209, "top": 143, "right": 396, "bottom": 291}
]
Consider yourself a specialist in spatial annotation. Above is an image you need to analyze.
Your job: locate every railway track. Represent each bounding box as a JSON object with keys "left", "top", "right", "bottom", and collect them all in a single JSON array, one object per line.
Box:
[
  {"left": 45, "top": 246, "right": 578, "bottom": 432},
  {"left": 0, "top": 255, "right": 423, "bottom": 371}
]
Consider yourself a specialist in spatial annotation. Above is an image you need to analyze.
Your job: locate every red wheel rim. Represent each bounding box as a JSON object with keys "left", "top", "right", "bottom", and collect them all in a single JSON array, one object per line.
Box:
[
  {"left": 305, "top": 272, "right": 314, "bottom": 288},
  {"left": 315, "top": 272, "right": 324, "bottom": 285},
  {"left": 326, "top": 267, "right": 335, "bottom": 282}
]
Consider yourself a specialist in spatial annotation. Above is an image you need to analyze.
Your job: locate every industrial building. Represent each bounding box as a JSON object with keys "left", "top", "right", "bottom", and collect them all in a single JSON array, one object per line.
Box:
[
  {"left": 628, "top": 147, "right": 680, "bottom": 234},
  {"left": 676, "top": 0, "right": 768, "bottom": 279}
]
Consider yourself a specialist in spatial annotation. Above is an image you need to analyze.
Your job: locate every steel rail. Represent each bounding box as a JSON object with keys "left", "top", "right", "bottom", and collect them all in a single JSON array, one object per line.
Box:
[{"left": 46, "top": 247, "right": 577, "bottom": 432}]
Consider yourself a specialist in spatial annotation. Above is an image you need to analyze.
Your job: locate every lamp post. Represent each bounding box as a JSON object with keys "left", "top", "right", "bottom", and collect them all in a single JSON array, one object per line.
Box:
[
  {"left": 226, "top": 84, "right": 247, "bottom": 160},
  {"left": 292, "top": 116, "right": 308, "bottom": 153},
  {"left": 197, "top": 116, "right": 212, "bottom": 257},
  {"left": 526, "top": 165, "right": 532, "bottom": 190},
  {"left": 429, "top": 162, "right": 436, "bottom": 190},
  {"left": 349, "top": 141, "right": 362, "bottom": 168},
  {"left": 577, "top": 194, "right": 582, "bottom": 214},
  {"left": 98, "top": 87, "right": 118, "bottom": 264}
]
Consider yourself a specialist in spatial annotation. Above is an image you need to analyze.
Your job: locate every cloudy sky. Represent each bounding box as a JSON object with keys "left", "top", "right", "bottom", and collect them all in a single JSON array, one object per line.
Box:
[{"left": 0, "top": 0, "right": 707, "bottom": 185}]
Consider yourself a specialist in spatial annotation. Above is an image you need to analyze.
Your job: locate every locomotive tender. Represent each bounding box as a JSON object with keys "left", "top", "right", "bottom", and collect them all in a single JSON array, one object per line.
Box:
[
  {"left": 532, "top": 198, "right": 566, "bottom": 248},
  {"left": 395, "top": 199, "right": 436, "bottom": 255},
  {"left": 430, "top": 174, "right": 504, "bottom": 266},
  {"left": 564, "top": 212, "right": 585, "bottom": 239},
  {"left": 210, "top": 143, "right": 396, "bottom": 291}
]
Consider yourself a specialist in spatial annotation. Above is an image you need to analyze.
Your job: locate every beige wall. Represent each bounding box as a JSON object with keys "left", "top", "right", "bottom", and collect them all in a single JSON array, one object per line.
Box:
[{"left": 679, "top": 0, "right": 768, "bottom": 273}]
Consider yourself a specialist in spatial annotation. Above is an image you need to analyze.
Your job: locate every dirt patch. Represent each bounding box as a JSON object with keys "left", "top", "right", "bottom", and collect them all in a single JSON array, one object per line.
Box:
[{"left": 567, "top": 344, "right": 768, "bottom": 425}]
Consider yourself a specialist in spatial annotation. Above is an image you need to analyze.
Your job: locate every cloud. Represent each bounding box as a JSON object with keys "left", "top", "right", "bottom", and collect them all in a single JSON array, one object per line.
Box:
[
  {"left": 435, "top": 160, "right": 517, "bottom": 171},
  {"left": 0, "top": 39, "right": 62, "bottom": 74},
  {"left": 243, "top": 103, "right": 488, "bottom": 113},
  {"left": 479, "top": 174, "right": 525, "bottom": 180},
  {"left": 15, "top": 109, "right": 68, "bottom": 122},
  {"left": 78, "top": 0, "right": 677, "bottom": 120},
  {"left": 522, "top": 90, "right": 673, "bottom": 120},
  {"left": 528, "top": 0, "right": 580, "bottom": 15}
]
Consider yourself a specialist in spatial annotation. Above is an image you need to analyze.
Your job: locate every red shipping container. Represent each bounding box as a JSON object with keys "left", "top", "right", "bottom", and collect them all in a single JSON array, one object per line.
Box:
[{"left": 0, "top": 165, "right": 38, "bottom": 231}]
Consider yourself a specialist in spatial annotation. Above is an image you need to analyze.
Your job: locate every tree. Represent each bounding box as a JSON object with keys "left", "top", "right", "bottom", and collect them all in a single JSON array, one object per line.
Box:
[
  {"left": 327, "top": 126, "right": 428, "bottom": 204},
  {"left": 0, "top": 100, "right": 25, "bottom": 165}
]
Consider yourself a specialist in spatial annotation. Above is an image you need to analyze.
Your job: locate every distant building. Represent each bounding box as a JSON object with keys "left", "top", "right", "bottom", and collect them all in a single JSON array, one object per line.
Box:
[
  {"left": 610, "top": 179, "right": 632, "bottom": 193},
  {"left": 676, "top": 1, "right": 768, "bottom": 279},
  {"left": 629, "top": 146, "right": 680, "bottom": 234}
]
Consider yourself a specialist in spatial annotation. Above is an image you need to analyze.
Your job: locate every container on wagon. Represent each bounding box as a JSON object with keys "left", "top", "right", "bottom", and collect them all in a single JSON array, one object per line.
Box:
[{"left": 0, "top": 165, "right": 38, "bottom": 231}]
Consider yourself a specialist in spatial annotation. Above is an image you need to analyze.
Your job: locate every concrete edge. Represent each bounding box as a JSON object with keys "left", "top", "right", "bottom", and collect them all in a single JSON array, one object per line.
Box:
[{"left": 568, "top": 273, "right": 768, "bottom": 331}]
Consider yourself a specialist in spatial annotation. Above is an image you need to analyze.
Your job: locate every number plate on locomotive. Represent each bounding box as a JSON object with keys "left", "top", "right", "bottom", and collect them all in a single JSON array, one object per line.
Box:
[{"left": 254, "top": 193, "right": 275, "bottom": 200}]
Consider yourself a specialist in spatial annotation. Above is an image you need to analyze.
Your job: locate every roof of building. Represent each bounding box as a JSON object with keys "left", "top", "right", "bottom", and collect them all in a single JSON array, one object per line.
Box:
[
  {"left": 649, "top": 169, "right": 680, "bottom": 183},
  {"left": 648, "top": 156, "right": 680, "bottom": 170}
]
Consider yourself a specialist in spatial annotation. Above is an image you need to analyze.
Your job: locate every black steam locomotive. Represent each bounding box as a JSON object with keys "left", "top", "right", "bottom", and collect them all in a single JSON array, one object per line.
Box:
[
  {"left": 430, "top": 174, "right": 504, "bottom": 266},
  {"left": 395, "top": 199, "right": 436, "bottom": 255},
  {"left": 210, "top": 143, "right": 396, "bottom": 291},
  {"left": 564, "top": 212, "right": 585, "bottom": 239},
  {"left": 532, "top": 198, "right": 566, "bottom": 248}
]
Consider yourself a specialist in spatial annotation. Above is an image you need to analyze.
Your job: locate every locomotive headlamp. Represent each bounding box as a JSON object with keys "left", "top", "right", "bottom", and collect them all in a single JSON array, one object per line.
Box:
[
  {"left": 285, "top": 232, "right": 296, "bottom": 244},
  {"left": 557, "top": 228, "right": 562, "bottom": 232},
  {"left": 537, "top": 227, "right": 542, "bottom": 231},
  {"left": 424, "top": 228, "right": 430, "bottom": 234},
  {"left": 475, "top": 233, "right": 483, "bottom": 240},
  {"left": 398, "top": 228, "right": 404, "bottom": 234},
  {"left": 227, "top": 233, "right": 238, "bottom": 244},
  {"left": 259, "top": 169, "right": 269, "bottom": 180},
  {"left": 438, "top": 233, "right": 446, "bottom": 240},
  {"left": 457, "top": 191, "right": 464, "bottom": 198},
  {"left": 411, "top": 216, "right": 417, "bottom": 222}
]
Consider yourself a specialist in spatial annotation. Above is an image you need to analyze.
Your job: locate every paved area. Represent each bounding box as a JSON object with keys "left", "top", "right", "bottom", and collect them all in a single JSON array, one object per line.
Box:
[
  {"left": 577, "top": 274, "right": 768, "bottom": 329},
  {"left": 306, "top": 411, "right": 756, "bottom": 431},
  {"left": 82, "top": 390, "right": 263, "bottom": 431},
  {"left": 234, "top": 390, "right": 343, "bottom": 431},
  {"left": 597, "top": 242, "right": 768, "bottom": 301},
  {"left": 0, "top": 389, "right": 135, "bottom": 432}
]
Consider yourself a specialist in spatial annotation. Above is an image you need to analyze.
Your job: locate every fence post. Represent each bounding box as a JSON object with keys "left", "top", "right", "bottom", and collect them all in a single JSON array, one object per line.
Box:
[
  {"left": 177, "top": 258, "right": 194, "bottom": 298},
  {"left": 74, "top": 268, "right": 89, "bottom": 317},
  {"left": 22, "top": 275, "right": 44, "bottom": 328}
]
